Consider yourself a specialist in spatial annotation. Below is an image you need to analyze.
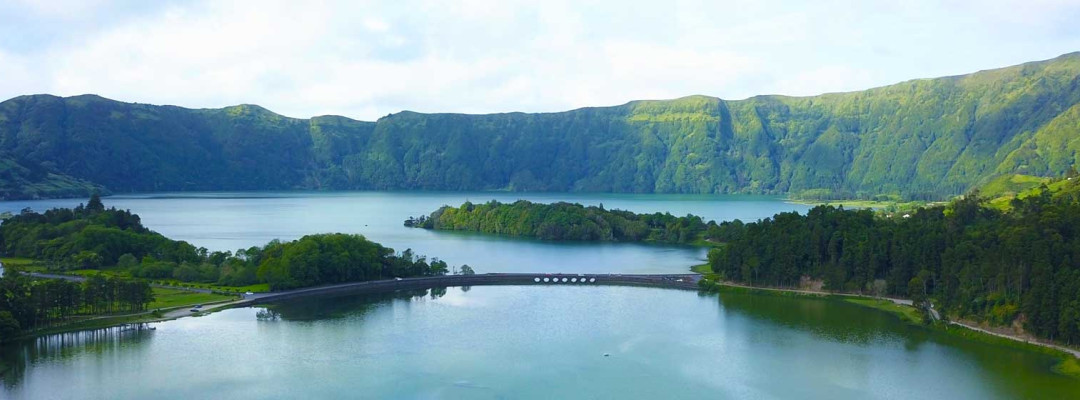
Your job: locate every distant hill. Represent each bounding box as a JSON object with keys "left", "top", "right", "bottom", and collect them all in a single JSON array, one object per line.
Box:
[{"left": 1, "top": 52, "right": 1079, "bottom": 200}]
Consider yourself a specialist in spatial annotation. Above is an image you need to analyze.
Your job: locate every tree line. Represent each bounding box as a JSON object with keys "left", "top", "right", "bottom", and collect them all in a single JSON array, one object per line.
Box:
[
  {"left": 0, "top": 273, "right": 153, "bottom": 342},
  {"left": 706, "top": 181, "right": 1080, "bottom": 345},
  {"left": 407, "top": 200, "right": 709, "bottom": 243}
]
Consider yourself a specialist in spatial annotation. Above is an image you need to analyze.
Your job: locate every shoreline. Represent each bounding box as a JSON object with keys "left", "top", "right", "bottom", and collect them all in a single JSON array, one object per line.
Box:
[
  {"left": 4, "top": 273, "right": 703, "bottom": 343},
  {"left": 10, "top": 268, "right": 1079, "bottom": 375},
  {"left": 946, "top": 319, "right": 1080, "bottom": 359},
  {"left": 696, "top": 276, "right": 1080, "bottom": 364}
]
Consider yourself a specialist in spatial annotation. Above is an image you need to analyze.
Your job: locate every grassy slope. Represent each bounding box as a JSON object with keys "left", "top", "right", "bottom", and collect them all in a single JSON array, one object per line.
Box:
[{"left": 984, "top": 174, "right": 1079, "bottom": 210}]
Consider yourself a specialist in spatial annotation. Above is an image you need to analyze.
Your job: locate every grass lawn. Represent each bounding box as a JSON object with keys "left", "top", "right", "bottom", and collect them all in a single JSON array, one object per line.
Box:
[
  {"left": 149, "top": 280, "right": 271, "bottom": 294},
  {"left": 1, "top": 257, "right": 47, "bottom": 272},
  {"left": 0, "top": 257, "right": 40, "bottom": 266},
  {"left": 149, "top": 287, "right": 235, "bottom": 310},
  {"left": 690, "top": 263, "right": 720, "bottom": 281}
]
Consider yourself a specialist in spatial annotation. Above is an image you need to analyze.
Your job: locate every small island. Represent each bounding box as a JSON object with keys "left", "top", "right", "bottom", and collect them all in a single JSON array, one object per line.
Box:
[{"left": 406, "top": 200, "right": 711, "bottom": 244}]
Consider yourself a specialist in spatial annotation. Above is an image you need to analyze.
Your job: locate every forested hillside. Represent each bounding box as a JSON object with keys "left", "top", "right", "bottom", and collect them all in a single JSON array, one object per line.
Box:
[
  {"left": 705, "top": 180, "right": 1080, "bottom": 344},
  {"left": 1, "top": 52, "right": 1079, "bottom": 199}
]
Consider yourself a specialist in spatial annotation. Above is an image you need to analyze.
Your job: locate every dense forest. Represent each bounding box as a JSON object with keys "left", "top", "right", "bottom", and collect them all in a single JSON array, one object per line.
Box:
[
  {"left": 0, "top": 196, "right": 452, "bottom": 291},
  {"left": 2, "top": 53, "right": 1080, "bottom": 200},
  {"left": 407, "top": 200, "right": 708, "bottom": 243},
  {"left": 0, "top": 273, "right": 153, "bottom": 341},
  {"left": 705, "top": 179, "right": 1080, "bottom": 344}
]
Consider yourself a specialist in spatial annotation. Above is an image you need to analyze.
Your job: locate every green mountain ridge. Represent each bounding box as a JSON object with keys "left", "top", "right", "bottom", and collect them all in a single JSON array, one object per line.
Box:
[{"left": 1, "top": 52, "right": 1079, "bottom": 199}]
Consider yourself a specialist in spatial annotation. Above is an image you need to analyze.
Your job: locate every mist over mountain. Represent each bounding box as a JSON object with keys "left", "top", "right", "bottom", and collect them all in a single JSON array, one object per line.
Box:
[{"left": 1, "top": 52, "right": 1078, "bottom": 200}]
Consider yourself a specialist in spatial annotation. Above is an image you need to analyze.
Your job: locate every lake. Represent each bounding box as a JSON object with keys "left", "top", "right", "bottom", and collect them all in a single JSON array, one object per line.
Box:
[
  {"left": 1, "top": 191, "right": 1076, "bottom": 398},
  {"left": 2, "top": 286, "right": 1076, "bottom": 399},
  {"left": 0, "top": 191, "right": 811, "bottom": 274}
]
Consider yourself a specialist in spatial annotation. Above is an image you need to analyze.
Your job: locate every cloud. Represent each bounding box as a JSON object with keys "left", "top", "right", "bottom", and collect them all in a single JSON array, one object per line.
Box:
[{"left": 1, "top": 0, "right": 1079, "bottom": 120}]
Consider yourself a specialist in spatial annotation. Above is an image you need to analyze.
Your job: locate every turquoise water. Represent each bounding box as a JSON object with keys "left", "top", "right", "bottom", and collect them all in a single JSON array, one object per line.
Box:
[
  {"left": 2, "top": 286, "right": 1076, "bottom": 399},
  {"left": 0, "top": 191, "right": 810, "bottom": 274}
]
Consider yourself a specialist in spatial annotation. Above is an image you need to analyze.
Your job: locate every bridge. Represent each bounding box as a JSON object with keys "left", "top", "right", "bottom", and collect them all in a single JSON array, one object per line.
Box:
[
  {"left": 238, "top": 273, "right": 703, "bottom": 306},
  {"left": 21, "top": 271, "right": 703, "bottom": 319}
]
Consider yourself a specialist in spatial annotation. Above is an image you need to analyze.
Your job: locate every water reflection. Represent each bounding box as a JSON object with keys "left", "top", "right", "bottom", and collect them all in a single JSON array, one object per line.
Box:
[
  {"left": 263, "top": 288, "right": 446, "bottom": 321},
  {"left": 0, "top": 324, "right": 155, "bottom": 388},
  {"left": 1, "top": 287, "right": 1077, "bottom": 399},
  {"left": 712, "top": 291, "right": 1080, "bottom": 399},
  {"left": 715, "top": 292, "right": 919, "bottom": 345}
]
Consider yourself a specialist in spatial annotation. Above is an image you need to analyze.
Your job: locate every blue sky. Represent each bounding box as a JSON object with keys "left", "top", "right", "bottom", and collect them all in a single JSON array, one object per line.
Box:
[{"left": 1, "top": 0, "right": 1079, "bottom": 120}]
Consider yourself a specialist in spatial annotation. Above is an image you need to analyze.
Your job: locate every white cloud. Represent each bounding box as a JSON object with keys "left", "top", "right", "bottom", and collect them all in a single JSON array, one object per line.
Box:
[{"left": 1, "top": 0, "right": 1079, "bottom": 120}]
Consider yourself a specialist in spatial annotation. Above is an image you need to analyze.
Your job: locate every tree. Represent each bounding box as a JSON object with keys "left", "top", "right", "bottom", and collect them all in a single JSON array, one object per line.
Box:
[
  {"left": 117, "top": 253, "right": 138, "bottom": 269},
  {"left": 908, "top": 274, "right": 926, "bottom": 306},
  {"left": 0, "top": 311, "right": 21, "bottom": 341},
  {"left": 87, "top": 193, "right": 105, "bottom": 214},
  {"left": 459, "top": 264, "right": 475, "bottom": 275},
  {"left": 73, "top": 251, "right": 103, "bottom": 269}
]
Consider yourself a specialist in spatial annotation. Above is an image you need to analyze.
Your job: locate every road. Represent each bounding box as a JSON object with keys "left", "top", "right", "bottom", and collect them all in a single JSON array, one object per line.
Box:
[
  {"left": 21, "top": 271, "right": 704, "bottom": 320},
  {"left": 235, "top": 272, "right": 704, "bottom": 306},
  {"left": 21, "top": 271, "right": 1080, "bottom": 359}
]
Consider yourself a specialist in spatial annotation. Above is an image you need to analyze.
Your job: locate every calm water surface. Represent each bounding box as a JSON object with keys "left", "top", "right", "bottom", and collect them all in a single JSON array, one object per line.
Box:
[
  {"left": 0, "top": 191, "right": 811, "bottom": 274},
  {"left": 2, "top": 286, "right": 1076, "bottom": 399},
  {"left": 3, "top": 192, "right": 1075, "bottom": 398}
]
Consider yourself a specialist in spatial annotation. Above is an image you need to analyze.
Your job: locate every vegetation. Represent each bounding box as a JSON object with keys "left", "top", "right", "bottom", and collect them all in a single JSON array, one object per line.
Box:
[
  {"left": 843, "top": 298, "right": 923, "bottom": 325},
  {"left": 407, "top": 200, "right": 708, "bottom": 243},
  {"left": 253, "top": 233, "right": 449, "bottom": 291},
  {"left": 706, "top": 179, "right": 1080, "bottom": 345},
  {"left": 0, "top": 272, "right": 153, "bottom": 342},
  {"left": 0, "top": 196, "right": 454, "bottom": 293},
  {"left": 0, "top": 196, "right": 462, "bottom": 341},
  {"left": 2, "top": 53, "right": 1080, "bottom": 200},
  {"left": 983, "top": 170, "right": 1078, "bottom": 210},
  {"left": 0, "top": 157, "right": 104, "bottom": 200},
  {"left": 146, "top": 288, "right": 232, "bottom": 310}
]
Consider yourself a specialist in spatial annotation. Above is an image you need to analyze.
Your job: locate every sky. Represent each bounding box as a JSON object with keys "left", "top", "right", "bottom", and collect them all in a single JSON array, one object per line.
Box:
[{"left": 1, "top": 0, "right": 1079, "bottom": 121}]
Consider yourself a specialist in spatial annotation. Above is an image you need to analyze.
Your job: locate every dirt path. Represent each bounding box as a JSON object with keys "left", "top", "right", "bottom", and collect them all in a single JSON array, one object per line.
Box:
[
  {"left": 710, "top": 280, "right": 1080, "bottom": 359},
  {"left": 711, "top": 279, "right": 913, "bottom": 306},
  {"left": 946, "top": 320, "right": 1080, "bottom": 359}
]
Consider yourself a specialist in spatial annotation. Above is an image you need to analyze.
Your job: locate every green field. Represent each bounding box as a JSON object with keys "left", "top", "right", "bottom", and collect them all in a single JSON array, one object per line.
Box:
[
  {"left": 690, "top": 263, "right": 721, "bottom": 281},
  {"left": 148, "top": 288, "right": 235, "bottom": 310},
  {"left": 0, "top": 257, "right": 43, "bottom": 268},
  {"left": 986, "top": 175, "right": 1075, "bottom": 210}
]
